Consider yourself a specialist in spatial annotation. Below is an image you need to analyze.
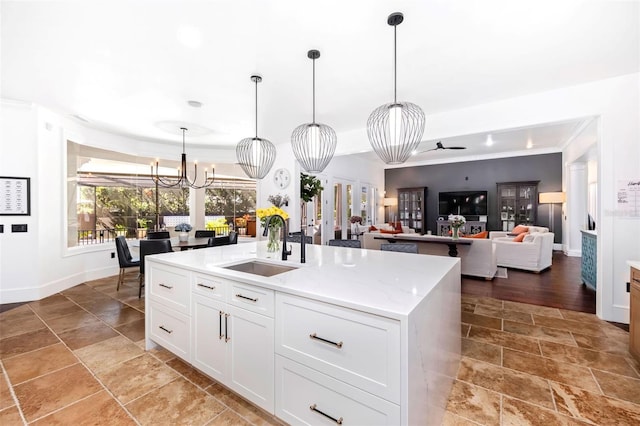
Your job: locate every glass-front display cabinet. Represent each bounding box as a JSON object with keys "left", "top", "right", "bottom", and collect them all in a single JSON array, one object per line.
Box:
[
  {"left": 496, "top": 181, "right": 539, "bottom": 231},
  {"left": 397, "top": 187, "right": 428, "bottom": 234}
]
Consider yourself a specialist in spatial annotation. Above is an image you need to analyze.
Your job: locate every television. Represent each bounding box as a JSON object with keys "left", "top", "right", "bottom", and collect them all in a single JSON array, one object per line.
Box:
[{"left": 438, "top": 191, "right": 488, "bottom": 216}]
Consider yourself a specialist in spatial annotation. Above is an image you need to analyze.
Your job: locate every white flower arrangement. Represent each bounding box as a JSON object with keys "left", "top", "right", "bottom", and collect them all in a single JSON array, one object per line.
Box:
[
  {"left": 174, "top": 223, "right": 192, "bottom": 232},
  {"left": 448, "top": 214, "right": 466, "bottom": 228}
]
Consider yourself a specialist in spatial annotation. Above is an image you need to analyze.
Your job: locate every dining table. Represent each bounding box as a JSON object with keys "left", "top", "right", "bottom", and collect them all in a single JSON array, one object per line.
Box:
[{"left": 130, "top": 237, "right": 211, "bottom": 251}]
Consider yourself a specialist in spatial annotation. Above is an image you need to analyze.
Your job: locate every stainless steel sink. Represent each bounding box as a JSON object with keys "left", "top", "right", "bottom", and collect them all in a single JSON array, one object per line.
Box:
[{"left": 222, "top": 260, "right": 297, "bottom": 277}]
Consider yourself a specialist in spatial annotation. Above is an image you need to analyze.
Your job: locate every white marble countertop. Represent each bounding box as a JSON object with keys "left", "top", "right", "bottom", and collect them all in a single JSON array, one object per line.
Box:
[
  {"left": 628, "top": 260, "right": 640, "bottom": 270},
  {"left": 147, "top": 241, "right": 460, "bottom": 319}
]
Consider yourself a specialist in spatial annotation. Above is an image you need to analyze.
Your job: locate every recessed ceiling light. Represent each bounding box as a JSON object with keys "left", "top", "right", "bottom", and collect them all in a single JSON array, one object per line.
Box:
[
  {"left": 485, "top": 134, "right": 494, "bottom": 146},
  {"left": 187, "top": 100, "right": 203, "bottom": 108},
  {"left": 526, "top": 139, "right": 533, "bottom": 149}
]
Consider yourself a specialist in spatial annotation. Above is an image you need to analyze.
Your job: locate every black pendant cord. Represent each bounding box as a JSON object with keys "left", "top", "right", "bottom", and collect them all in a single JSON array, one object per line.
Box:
[
  {"left": 254, "top": 79, "right": 258, "bottom": 139},
  {"left": 312, "top": 56, "right": 316, "bottom": 124},
  {"left": 393, "top": 23, "right": 397, "bottom": 104}
]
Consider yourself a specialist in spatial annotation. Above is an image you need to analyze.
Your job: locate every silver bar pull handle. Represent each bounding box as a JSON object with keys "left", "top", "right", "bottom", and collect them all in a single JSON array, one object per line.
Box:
[
  {"left": 309, "top": 404, "right": 343, "bottom": 424},
  {"left": 224, "top": 313, "right": 230, "bottom": 342},
  {"left": 309, "top": 333, "right": 343, "bottom": 349},
  {"left": 159, "top": 325, "right": 173, "bottom": 334},
  {"left": 197, "top": 283, "right": 216, "bottom": 290},
  {"left": 236, "top": 293, "right": 258, "bottom": 302},
  {"left": 219, "top": 310, "right": 224, "bottom": 340},
  {"left": 159, "top": 283, "right": 173, "bottom": 289}
]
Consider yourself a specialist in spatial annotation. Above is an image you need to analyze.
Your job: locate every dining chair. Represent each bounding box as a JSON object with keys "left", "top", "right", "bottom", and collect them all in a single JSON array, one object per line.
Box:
[
  {"left": 115, "top": 236, "right": 140, "bottom": 291},
  {"left": 228, "top": 231, "right": 238, "bottom": 244},
  {"left": 328, "top": 239, "right": 361, "bottom": 248},
  {"left": 147, "top": 231, "right": 170, "bottom": 239},
  {"left": 194, "top": 230, "right": 215, "bottom": 238},
  {"left": 139, "top": 239, "right": 173, "bottom": 298},
  {"left": 380, "top": 243, "right": 418, "bottom": 254}
]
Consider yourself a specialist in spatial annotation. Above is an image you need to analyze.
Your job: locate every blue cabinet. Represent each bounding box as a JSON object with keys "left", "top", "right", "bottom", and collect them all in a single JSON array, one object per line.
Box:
[{"left": 581, "top": 230, "right": 597, "bottom": 290}]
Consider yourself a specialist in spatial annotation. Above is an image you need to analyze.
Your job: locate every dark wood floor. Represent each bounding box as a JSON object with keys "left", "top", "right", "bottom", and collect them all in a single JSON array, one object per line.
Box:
[{"left": 463, "top": 251, "right": 596, "bottom": 313}]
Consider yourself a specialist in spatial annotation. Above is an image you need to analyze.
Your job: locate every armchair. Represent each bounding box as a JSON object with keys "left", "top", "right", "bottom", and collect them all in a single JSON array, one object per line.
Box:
[{"left": 491, "top": 231, "right": 554, "bottom": 272}]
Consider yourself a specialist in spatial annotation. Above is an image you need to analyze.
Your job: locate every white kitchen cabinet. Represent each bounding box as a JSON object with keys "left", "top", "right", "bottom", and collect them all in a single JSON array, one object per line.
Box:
[
  {"left": 190, "top": 276, "right": 274, "bottom": 413},
  {"left": 226, "top": 303, "right": 274, "bottom": 411},
  {"left": 146, "top": 241, "right": 461, "bottom": 425},
  {"left": 276, "top": 356, "right": 400, "bottom": 425}
]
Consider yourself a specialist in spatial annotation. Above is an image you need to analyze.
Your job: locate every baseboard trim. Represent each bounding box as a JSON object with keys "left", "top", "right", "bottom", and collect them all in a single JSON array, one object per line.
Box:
[{"left": 0, "top": 265, "right": 119, "bottom": 304}]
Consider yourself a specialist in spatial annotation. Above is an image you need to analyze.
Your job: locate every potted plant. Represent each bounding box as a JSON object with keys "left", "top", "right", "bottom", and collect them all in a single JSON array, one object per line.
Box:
[
  {"left": 300, "top": 173, "right": 323, "bottom": 230},
  {"left": 136, "top": 218, "right": 149, "bottom": 239},
  {"left": 175, "top": 223, "right": 192, "bottom": 242}
]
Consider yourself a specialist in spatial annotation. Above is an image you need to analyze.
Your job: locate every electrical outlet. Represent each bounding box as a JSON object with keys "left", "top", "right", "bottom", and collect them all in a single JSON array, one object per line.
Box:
[{"left": 111, "top": 252, "right": 115, "bottom": 259}]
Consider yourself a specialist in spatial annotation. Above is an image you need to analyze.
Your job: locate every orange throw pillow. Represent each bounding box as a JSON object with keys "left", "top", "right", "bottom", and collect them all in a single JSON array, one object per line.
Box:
[
  {"left": 512, "top": 225, "right": 529, "bottom": 235},
  {"left": 513, "top": 233, "right": 527, "bottom": 242},
  {"left": 466, "top": 231, "right": 488, "bottom": 239},
  {"left": 380, "top": 229, "right": 401, "bottom": 234},
  {"left": 388, "top": 221, "right": 403, "bottom": 231},
  {"left": 369, "top": 225, "right": 378, "bottom": 231}
]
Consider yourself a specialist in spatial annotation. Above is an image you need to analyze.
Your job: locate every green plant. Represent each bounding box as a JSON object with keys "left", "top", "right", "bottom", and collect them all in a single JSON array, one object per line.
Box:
[
  {"left": 136, "top": 218, "right": 149, "bottom": 228},
  {"left": 300, "top": 173, "right": 323, "bottom": 202},
  {"left": 115, "top": 224, "right": 126, "bottom": 231}
]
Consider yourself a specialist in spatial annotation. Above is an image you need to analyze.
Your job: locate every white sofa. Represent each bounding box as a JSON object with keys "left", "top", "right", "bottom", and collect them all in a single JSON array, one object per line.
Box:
[
  {"left": 362, "top": 232, "right": 497, "bottom": 280},
  {"left": 489, "top": 226, "right": 554, "bottom": 272}
]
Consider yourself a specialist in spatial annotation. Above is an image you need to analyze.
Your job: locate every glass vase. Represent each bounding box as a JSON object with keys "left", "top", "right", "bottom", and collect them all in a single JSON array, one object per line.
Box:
[
  {"left": 267, "top": 225, "right": 280, "bottom": 252},
  {"left": 452, "top": 226, "right": 460, "bottom": 240}
]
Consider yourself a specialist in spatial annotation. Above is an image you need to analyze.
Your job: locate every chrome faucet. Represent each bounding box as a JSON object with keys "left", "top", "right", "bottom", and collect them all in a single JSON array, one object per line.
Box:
[{"left": 263, "top": 214, "right": 291, "bottom": 261}]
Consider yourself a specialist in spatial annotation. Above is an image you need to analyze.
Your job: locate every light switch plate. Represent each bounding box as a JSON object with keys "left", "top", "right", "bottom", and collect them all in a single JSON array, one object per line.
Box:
[{"left": 12, "top": 224, "right": 28, "bottom": 232}]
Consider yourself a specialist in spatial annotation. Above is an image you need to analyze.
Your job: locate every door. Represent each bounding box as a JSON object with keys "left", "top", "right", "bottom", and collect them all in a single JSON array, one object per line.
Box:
[
  {"left": 226, "top": 304, "right": 275, "bottom": 412},
  {"left": 191, "top": 294, "right": 227, "bottom": 382}
]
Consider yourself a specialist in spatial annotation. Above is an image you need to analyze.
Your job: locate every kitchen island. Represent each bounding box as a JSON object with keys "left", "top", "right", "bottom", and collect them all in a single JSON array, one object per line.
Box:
[{"left": 145, "top": 241, "right": 461, "bottom": 425}]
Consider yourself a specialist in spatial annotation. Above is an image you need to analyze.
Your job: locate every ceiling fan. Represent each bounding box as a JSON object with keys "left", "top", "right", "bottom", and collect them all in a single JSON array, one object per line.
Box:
[{"left": 414, "top": 141, "right": 467, "bottom": 154}]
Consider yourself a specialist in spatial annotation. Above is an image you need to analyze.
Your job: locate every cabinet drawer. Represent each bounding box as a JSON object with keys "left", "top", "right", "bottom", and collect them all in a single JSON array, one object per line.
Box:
[
  {"left": 192, "top": 273, "right": 227, "bottom": 301},
  {"left": 275, "top": 356, "right": 400, "bottom": 426},
  {"left": 148, "top": 264, "right": 190, "bottom": 314},
  {"left": 148, "top": 301, "right": 190, "bottom": 360},
  {"left": 228, "top": 281, "right": 274, "bottom": 317},
  {"left": 276, "top": 294, "right": 400, "bottom": 403}
]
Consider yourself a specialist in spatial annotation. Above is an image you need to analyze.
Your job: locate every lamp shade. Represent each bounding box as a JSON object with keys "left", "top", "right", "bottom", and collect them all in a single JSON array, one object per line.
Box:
[
  {"left": 539, "top": 192, "right": 566, "bottom": 204},
  {"left": 383, "top": 197, "right": 398, "bottom": 207}
]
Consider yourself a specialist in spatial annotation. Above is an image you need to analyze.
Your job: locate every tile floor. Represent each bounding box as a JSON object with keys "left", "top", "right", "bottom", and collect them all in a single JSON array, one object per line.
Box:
[
  {"left": 443, "top": 295, "right": 640, "bottom": 425},
  {"left": 1, "top": 276, "right": 639, "bottom": 425}
]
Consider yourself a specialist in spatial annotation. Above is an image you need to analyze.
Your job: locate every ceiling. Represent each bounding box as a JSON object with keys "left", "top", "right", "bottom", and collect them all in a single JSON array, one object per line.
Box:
[{"left": 2, "top": 1, "right": 637, "bottom": 168}]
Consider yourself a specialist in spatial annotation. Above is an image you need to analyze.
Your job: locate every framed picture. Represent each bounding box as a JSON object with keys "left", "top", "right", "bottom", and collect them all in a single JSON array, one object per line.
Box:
[
  {"left": 1, "top": 176, "right": 31, "bottom": 216},
  {"left": 500, "top": 212, "right": 508, "bottom": 220}
]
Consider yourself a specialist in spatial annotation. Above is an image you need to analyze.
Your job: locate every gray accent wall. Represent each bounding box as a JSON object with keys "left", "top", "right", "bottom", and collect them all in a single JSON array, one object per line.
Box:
[{"left": 384, "top": 153, "right": 563, "bottom": 242}]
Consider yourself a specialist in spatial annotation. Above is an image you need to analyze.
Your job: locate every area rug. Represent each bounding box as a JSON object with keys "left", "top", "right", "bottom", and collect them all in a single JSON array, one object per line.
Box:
[{"left": 495, "top": 267, "right": 508, "bottom": 279}]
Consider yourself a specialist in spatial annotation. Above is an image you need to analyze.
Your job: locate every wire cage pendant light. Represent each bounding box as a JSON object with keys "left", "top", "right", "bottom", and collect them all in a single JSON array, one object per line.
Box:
[
  {"left": 367, "top": 12, "right": 425, "bottom": 165},
  {"left": 236, "top": 75, "right": 276, "bottom": 179},
  {"left": 291, "top": 49, "right": 337, "bottom": 173},
  {"left": 151, "top": 127, "right": 215, "bottom": 189}
]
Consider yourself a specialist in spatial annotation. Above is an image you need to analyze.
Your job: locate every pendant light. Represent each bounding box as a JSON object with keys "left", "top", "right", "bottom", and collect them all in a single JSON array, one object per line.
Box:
[
  {"left": 236, "top": 75, "right": 276, "bottom": 179},
  {"left": 367, "top": 12, "right": 425, "bottom": 165},
  {"left": 291, "top": 49, "right": 337, "bottom": 173},
  {"left": 151, "top": 127, "right": 215, "bottom": 189}
]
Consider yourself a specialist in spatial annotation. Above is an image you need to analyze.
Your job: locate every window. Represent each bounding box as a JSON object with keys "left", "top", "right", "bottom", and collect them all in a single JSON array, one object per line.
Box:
[{"left": 66, "top": 141, "right": 254, "bottom": 247}]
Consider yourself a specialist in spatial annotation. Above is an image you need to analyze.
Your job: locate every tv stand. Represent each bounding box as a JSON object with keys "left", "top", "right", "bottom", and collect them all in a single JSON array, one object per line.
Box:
[{"left": 437, "top": 219, "right": 486, "bottom": 236}]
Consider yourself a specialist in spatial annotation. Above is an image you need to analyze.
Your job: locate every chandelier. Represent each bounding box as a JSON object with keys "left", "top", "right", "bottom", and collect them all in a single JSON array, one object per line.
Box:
[
  {"left": 236, "top": 75, "right": 276, "bottom": 179},
  {"left": 291, "top": 49, "right": 337, "bottom": 173},
  {"left": 151, "top": 127, "right": 215, "bottom": 189},
  {"left": 367, "top": 12, "right": 425, "bottom": 165}
]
